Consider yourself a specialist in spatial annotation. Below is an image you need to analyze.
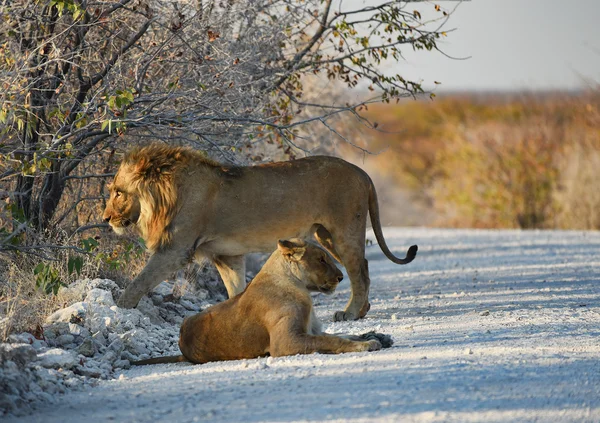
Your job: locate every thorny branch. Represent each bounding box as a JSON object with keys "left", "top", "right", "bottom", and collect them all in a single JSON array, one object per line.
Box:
[{"left": 0, "top": 0, "right": 454, "bottom": 255}]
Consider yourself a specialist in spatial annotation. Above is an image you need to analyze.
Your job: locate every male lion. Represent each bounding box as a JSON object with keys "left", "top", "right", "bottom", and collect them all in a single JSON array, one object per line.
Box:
[
  {"left": 134, "top": 239, "right": 392, "bottom": 365},
  {"left": 103, "top": 143, "right": 417, "bottom": 321}
]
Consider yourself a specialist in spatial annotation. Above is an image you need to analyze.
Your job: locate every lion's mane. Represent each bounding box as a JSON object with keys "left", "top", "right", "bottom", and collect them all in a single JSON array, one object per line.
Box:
[{"left": 122, "top": 143, "right": 219, "bottom": 252}]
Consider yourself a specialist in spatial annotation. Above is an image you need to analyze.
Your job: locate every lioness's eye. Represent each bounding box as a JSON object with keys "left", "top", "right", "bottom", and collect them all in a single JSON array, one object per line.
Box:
[
  {"left": 320, "top": 257, "right": 326, "bottom": 264},
  {"left": 115, "top": 191, "right": 122, "bottom": 198}
]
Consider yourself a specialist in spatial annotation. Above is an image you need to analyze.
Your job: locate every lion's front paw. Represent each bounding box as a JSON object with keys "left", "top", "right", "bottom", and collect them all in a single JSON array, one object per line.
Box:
[
  {"left": 116, "top": 294, "right": 140, "bottom": 309},
  {"left": 333, "top": 310, "right": 358, "bottom": 322}
]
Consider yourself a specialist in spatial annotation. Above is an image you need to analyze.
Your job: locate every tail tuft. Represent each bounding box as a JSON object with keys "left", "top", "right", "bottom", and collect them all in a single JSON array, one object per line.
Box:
[{"left": 406, "top": 244, "right": 418, "bottom": 263}]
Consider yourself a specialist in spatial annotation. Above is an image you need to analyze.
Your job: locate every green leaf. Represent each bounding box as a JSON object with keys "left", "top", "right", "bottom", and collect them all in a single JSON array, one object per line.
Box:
[
  {"left": 67, "top": 255, "right": 83, "bottom": 276},
  {"left": 34, "top": 263, "right": 45, "bottom": 275},
  {"left": 101, "top": 119, "right": 112, "bottom": 134},
  {"left": 81, "top": 237, "right": 99, "bottom": 252},
  {"left": 124, "top": 90, "right": 134, "bottom": 103}
]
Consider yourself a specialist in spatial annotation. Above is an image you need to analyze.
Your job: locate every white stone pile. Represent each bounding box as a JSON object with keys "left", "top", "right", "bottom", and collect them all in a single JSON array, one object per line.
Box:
[{"left": 0, "top": 278, "right": 220, "bottom": 415}]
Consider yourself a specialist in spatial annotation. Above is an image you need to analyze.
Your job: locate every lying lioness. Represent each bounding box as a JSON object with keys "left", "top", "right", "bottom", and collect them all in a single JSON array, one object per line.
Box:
[{"left": 134, "top": 239, "right": 392, "bottom": 365}]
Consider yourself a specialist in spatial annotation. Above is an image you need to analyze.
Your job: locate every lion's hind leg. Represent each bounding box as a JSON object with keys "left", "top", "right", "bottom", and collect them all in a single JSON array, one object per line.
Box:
[
  {"left": 333, "top": 251, "right": 371, "bottom": 322},
  {"left": 314, "top": 224, "right": 372, "bottom": 321},
  {"left": 314, "top": 225, "right": 342, "bottom": 263}
]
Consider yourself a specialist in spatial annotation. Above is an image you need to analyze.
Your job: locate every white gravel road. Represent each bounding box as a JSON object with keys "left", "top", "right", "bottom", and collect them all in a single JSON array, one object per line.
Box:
[{"left": 10, "top": 228, "right": 600, "bottom": 422}]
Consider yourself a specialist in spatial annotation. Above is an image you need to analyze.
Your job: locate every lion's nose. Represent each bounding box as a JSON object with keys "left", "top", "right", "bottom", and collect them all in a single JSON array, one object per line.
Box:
[{"left": 103, "top": 215, "right": 111, "bottom": 223}]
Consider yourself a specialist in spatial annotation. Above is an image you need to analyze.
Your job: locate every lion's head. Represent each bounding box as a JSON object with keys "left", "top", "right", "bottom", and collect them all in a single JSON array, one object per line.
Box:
[
  {"left": 103, "top": 143, "right": 217, "bottom": 252},
  {"left": 276, "top": 238, "right": 343, "bottom": 294}
]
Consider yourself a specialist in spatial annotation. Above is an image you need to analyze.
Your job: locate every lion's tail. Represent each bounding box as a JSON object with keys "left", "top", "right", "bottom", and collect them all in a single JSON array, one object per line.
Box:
[
  {"left": 131, "top": 355, "right": 188, "bottom": 366},
  {"left": 368, "top": 180, "right": 418, "bottom": 265}
]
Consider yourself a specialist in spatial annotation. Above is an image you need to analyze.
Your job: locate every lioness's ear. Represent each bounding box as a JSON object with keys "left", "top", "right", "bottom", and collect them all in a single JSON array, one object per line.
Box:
[{"left": 277, "top": 240, "right": 306, "bottom": 261}]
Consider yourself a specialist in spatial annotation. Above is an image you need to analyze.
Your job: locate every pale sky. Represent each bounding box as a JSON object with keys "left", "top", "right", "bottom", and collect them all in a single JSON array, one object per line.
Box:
[{"left": 345, "top": 0, "right": 600, "bottom": 91}]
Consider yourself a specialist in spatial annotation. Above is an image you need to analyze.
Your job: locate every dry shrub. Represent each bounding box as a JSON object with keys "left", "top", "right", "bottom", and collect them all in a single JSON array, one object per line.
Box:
[
  {"left": 554, "top": 146, "right": 600, "bottom": 229},
  {"left": 0, "top": 227, "right": 147, "bottom": 341},
  {"left": 0, "top": 260, "right": 67, "bottom": 341},
  {"left": 352, "top": 90, "right": 600, "bottom": 229},
  {"left": 432, "top": 121, "right": 563, "bottom": 228},
  {"left": 0, "top": 255, "right": 78, "bottom": 341}
]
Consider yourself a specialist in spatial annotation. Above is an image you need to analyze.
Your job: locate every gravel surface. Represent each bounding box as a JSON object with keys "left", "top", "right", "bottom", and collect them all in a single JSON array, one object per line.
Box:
[{"left": 4, "top": 228, "right": 600, "bottom": 422}]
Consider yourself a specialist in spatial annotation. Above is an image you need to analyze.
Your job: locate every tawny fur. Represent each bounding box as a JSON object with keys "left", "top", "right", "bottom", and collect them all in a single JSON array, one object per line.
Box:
[
  {"left": 133, "top": 240, "right": 385, "bottom": 365},
  {"left": 103, "top": 143, "right": 418, "bottom": 321}
]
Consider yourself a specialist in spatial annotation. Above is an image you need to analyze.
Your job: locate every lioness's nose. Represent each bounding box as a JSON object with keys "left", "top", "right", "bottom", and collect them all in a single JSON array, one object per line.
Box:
[
  {"left": 337, "top": 275, "right": 343, "bottom": 282},
  {"left": 103, "top": 215, "right": 110, "bottom": 223}
]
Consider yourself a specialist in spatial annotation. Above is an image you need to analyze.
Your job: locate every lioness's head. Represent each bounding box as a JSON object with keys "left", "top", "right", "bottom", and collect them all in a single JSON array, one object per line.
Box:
[{"left": 277, "top": 239, "right": 343, "bottom": 294}]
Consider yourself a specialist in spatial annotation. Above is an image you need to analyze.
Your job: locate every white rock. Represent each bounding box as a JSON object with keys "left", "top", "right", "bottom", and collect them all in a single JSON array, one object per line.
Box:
[
  {"left": 101, "top": 351, "right": 117, "bottom": 363},
  {"left": 0, "top": 343, "right": 37, "bottom": 366},
  {"left": 92, "top": 331, "right": 107, "bottom": 347},
  {"left": 64, "top": 377, "right": 81, "bottom": 388},
  {"left": 77, "top": 339, "right": 96, "bottom": 357},
  {"left": 55, "top": 334, "right": 75, "bottom": 347},
  {"left": 179, "top": 299, "right": 201, "bottom": 311},
  {"left": 68, "top": 323, "right": 83, "bottom": 336},
  {"left": 7, "top": 332, "right": 36, "bottom": 344},
  {"left": 136, "top": 297, "right": 163, "bottom": 324},
  {"left": 152, "top": 282, "right": 174, "bottom": 297},
  {"left": 114, "top": 360, "right": 130, "bottom": 370},
  {"left": 85, "top": 289, "right": 115, "bottom": 307},
  {"left": 77, "top": 365, "right": 103, "bottom": 378},
  {"left": 37, "top": 348, "right": 78, "bottom": 370},
  {"left": 121, "top": 329, "right": 151, "bottom": 356},
  {"left": 31, "top": 340, "right": 47, "bottom": 351},
  {"left": 45, "top": 302, "right": 88, "bottom": 324},
  {"left": 108, "top": 338, "right": 124, "bottom": 354}
]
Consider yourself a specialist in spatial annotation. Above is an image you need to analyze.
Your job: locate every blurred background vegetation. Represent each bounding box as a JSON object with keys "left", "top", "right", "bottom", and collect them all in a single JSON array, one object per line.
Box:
[{"left": 341, "top": 90, "right": 600, "bottom": 230}]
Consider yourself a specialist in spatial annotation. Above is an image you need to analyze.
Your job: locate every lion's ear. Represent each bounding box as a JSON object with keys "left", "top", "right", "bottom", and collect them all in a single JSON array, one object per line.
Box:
[
  {"left": 277, "top": 240, "right": 306, "bottom": 261},
  {"left": 133, "top": 158, "right": 168, "bottom": 181},
  {"left": 133, "top": 157, "right": 152, "bottom": 179}
]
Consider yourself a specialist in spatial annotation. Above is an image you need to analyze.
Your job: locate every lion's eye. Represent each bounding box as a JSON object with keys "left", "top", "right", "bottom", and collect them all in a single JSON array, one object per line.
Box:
[
  {"left": 320, "top": 257, "right": 327, "bottom": 264},
  {"left": 115, "top": 191, "right": 122, "bottom": 198}
]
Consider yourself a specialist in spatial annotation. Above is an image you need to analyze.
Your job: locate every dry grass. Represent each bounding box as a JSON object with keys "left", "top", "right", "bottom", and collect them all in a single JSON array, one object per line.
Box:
[
  {"left": 345, "top": 90, "right": 600, "bottom": 229},
  {"left": 0, "top": 255, "right": 75, "bottom": 341},
  {"left": 0, "top": 226, "right": 148, "bottom": 341}
]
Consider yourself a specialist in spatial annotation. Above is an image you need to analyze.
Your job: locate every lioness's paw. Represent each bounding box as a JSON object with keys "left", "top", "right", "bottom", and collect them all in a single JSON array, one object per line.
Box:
[
  {"left": 359, "top": 331, "right": 394, "bottom": 349},
  {"left": 364, "top": 339, "right": 382, "bottom": 351},
  {"left": 333, "top": 310, "right": 358, "bottom": 322}
]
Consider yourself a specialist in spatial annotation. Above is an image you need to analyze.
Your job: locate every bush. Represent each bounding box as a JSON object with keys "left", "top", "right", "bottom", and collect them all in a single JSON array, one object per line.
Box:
[{"left": 351, "top": 90, "right": 600, "bottom": 229}]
